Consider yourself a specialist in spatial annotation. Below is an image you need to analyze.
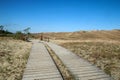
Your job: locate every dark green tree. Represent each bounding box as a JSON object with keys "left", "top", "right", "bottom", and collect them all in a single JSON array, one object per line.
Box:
[
  {"left": 23, "top": 27, "right": 31, "bottom": 41},
  {"left": 0, "top": 25, "right": 4, "bottom": 30},
  {"left": 14, "top": 31, "right": 24, "bottom": 40},
  {"left": 23, "top": 27, "right": 30, "bottom": 34}
]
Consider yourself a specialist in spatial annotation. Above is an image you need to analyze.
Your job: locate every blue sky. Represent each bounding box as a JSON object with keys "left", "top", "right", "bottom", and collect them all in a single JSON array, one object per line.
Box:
[{"left": 0, "top": 0, "right": 120, "bottom": 33}]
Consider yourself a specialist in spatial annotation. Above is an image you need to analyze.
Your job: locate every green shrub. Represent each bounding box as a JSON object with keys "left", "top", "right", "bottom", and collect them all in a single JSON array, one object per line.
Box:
[{"left": 13, "top": 31, "right": 25, "bottom": 40}]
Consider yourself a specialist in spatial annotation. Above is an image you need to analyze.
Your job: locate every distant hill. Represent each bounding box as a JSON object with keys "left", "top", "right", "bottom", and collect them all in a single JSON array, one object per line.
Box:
[{"left": 33, "top": 30, "right": 120, "bottom": 41}]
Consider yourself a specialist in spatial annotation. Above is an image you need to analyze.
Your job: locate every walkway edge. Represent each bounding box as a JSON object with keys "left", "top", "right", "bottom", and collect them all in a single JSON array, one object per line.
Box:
[{"left": 44, "top": 42, "right": 75, "bottom": 80}]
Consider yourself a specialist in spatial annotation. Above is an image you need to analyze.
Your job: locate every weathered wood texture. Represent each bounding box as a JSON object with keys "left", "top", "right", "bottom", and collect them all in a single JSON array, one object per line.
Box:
[
  {"left": 46, "top": 42, "right": 112, "bottom": 80},
  {"left": 22, "top": 40, "right": 63, "bottom": 80}
]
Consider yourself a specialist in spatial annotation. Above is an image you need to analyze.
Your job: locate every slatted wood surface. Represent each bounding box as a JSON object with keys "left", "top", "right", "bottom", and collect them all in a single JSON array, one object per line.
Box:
[
  {"left": 46, "top": 42, "right": 112, "bottom": 80},
  {"left": 22, "top": 40, "right": 63, "bottom": 80}
]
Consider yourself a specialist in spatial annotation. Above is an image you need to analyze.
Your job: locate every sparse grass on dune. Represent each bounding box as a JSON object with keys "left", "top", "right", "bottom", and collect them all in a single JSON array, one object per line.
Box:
[
  {"left": 59, "top": 41, "right": 120, "bottom": 80},
  {"left": 35, "top": 30, "right": 120, "bottom": 41},
  {"left": 0, "top": 37, "right": 32, "bottom": 80}
]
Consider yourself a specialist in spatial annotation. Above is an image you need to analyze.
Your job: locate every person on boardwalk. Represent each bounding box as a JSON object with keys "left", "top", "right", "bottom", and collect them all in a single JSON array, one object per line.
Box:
[{"left": 40, "top": 33, "right": 43, "bottom": 41}]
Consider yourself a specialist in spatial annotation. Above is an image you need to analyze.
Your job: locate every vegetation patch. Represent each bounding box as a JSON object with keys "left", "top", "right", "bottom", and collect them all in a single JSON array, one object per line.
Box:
[
  {"left": 59, "top": 41, "right": 120, "bottom": 80},
  {"left": 0, "top": 37, "right": 32, "bottom": 80}
]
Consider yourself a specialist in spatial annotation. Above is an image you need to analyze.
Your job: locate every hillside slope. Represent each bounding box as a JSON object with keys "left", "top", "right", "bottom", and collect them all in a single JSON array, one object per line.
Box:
[
  {"left": 33, "top": 30, "right": 120, "bottom": 80},
  {"left": 34, "top": 30, "right": 120, "bottom": 41}
]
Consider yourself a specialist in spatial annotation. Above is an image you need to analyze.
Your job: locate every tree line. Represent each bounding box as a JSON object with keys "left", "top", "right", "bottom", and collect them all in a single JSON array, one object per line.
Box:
[{"left": 0, "top": 25, "right": 31, "bottom": 41}]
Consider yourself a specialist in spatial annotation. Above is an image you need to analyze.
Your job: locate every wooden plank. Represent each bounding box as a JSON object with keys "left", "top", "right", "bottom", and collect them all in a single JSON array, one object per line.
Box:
[
  {"left": 46, "top": 42, "right": 112, "bottom": 80},
  {"left": 22, "top": 40, "right": 63, "bottom": 80}
]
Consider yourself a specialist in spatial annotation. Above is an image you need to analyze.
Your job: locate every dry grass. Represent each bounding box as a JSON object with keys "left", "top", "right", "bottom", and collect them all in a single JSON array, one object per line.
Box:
[
  {"left": 59, "top": 41, "right": 120, "bottom": 80},
  {"left": 0, "top": 37, "right": 32, "bottom": 80},
  {"left": 35, "top": 30, "right": 120, "bottom": 41}
]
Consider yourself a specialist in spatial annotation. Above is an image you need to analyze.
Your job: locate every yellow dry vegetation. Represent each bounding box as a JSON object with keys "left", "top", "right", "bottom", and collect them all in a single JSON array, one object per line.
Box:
[
  {"left": 0, "top": 37, "right": 32, "bottom": 80},
  {"left": 36, "top": 30, "right": 120, "bottom": 41},
  {"left": 58, "top": 41, "right": 120, "bottom": 80}
]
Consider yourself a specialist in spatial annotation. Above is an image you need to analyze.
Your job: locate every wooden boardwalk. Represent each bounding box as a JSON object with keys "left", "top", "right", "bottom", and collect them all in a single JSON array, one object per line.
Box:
[
  {"left": 22, "top": 40, "right": 63, "bottom": 80},
  {"left": 46, "top": 42, "right": 112, "bottom": 80}
]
